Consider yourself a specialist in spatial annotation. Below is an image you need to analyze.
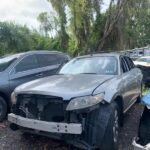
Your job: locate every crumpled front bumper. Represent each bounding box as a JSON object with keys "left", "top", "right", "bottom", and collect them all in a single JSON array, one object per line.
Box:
[
  {"left": 8, "top": 103, "right": 110, "bottom": 150},
  {"left": 8, "top": 113, "right": 82, "bottom": 135}
]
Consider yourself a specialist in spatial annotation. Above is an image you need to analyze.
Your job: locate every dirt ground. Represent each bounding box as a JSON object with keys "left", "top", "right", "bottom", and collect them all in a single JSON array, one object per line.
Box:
[{"left": 0, "top": 103, "right": 144, "bottom": 150}]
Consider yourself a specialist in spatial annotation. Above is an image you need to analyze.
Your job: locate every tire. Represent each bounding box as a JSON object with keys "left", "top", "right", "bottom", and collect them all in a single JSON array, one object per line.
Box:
[
  {"left": 100, "top": 102, "right": 120, "bottom": 150},
  {"left": 0, "top": 96, "right": 7, "bottom": 121}
]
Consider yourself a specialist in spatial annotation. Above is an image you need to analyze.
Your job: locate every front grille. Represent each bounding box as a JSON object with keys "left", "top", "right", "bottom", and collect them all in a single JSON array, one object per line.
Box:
[{"left": 17, "top": 94, "right": 67, "bottom": 122}]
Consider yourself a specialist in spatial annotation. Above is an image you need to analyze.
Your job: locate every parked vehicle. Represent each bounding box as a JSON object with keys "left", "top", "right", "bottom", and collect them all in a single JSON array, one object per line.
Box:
[
  {"left": 133, "top": 56, "right": 150, "bottom": 67},
  {"left": 8, "top": 53, "right": 142, "bottom": 150},
  {"left": 0, "top": 50, "right": 70, "bottom": 121},
  {"left": 133, "top": 92, "right": 150, "bottom": 150},
  {"left": 133, "top": 56, "right": 150, "bottom": 84}
]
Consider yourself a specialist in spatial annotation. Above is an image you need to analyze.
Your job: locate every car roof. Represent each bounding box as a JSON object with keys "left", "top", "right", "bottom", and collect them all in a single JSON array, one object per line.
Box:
[
  {"left": 1, "top": 50, "right": 68, "bottom": 59},
  {"left": 0, "top": 53, "right": 25, "bottom": 59},
  {"left": 23, "top": 50, "right": 67, "bottom": 55},
  {"left": 75, "top": 53, "right": 123, "bottom": 59}
]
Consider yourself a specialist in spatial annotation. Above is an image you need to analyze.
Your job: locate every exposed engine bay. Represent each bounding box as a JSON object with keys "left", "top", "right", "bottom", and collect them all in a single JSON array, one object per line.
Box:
[{"left": 10, "top": 93, "right": 108, "bottom": 150}]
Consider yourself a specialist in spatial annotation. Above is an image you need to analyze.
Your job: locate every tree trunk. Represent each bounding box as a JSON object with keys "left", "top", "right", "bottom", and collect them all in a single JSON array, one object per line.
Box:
[{"left": 96, "top": 0, "right": 128, "bottom": 51}]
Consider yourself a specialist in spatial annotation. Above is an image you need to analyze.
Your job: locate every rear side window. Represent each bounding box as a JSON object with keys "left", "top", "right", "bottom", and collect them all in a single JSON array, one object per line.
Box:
[
  {"left": 58, "top": 54, "right": 69, "bottom": 63},
  {"left": 124, "top": 56, "right": 135, "bottom": 70},
  {"left": 15, "top": 55, "right": 39, "bottom": 72},
  {"left": 37, "top": 54, "right": 64, "bottom": 68},
  {"left": 127, "top": 57, "right": 135, "bottom": 69},
  {"left": 120, "top": 57, "right": 128, "bottom": 73}
]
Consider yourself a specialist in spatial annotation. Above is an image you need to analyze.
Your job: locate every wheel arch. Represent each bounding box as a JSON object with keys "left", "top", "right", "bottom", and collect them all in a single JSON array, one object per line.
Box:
[
  {"left": 113, "top": 95, "right": 124, "bottom": 126},
  {"left": 113, "top": 95, "right": 124, "bottom": 113}
]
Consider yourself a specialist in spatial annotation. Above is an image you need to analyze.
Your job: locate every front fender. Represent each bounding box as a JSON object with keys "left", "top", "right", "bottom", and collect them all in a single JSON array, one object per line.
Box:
[{"left": 93, "top": 76, "right": 124, "bottom": 103}]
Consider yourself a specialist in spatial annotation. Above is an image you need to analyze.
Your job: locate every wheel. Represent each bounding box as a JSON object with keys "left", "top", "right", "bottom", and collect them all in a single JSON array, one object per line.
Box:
[
  {"left": 0, "top": 96, "right": 7, "bottom": 121},
  {"left": 100, "top": 102, "right": 120, "bottom": 150}
]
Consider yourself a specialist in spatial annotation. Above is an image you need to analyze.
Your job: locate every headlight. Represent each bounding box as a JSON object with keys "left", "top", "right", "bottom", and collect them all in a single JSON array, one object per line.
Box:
[
  {"left": 66, "top": 93, "right": 104, "bottom": 111},
  {"left": 11, "top": 92, "right": 17, "bottom": 104}
]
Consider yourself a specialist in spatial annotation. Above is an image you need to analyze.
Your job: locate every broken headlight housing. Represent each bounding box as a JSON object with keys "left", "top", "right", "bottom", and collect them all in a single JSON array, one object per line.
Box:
[
  {"left": 66, "top": 93, "right": 104, "bottom": 111},
  {"left": 11, "top": 92, "right": 17, "bottom": 104}
]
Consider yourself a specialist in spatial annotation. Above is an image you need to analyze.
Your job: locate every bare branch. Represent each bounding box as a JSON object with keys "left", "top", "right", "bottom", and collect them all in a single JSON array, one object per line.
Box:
[{"left": 96, "top": 0, "right": 128, "bottom": 51}]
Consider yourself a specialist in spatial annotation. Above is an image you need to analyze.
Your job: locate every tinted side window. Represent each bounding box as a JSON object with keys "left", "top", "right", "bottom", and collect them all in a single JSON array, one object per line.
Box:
[
  {"left": 128, "top": 57, "right": 135, "bottom": 69},
  {"left": 120, "top": 57, "right": 128, "bottom": 73},
  {"left": 37, "top": 54, "right": 59, "bottom": 68},
  {"left": 124, "top": 56, "right": 135, "bottom": 70},
  {"left": 123, "top": 56, "right": 130, "bottom": 71},
  {"left": 15, "top": 55, "right": 39, "bottom": 72},
  {"left": 57, "top": 54, "right": 69, "bottom": 64}
]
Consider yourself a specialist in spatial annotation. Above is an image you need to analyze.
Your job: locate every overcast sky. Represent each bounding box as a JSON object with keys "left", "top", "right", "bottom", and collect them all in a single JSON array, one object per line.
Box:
[
  {"left": 0, "top": 0, "right": 52, "bottom": 29},
  {"left": 0, "top": 0, "right": 109, "bottom": 29}
]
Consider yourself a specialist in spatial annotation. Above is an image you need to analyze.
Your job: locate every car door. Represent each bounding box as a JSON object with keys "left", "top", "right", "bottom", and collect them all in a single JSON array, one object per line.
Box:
[
  {"left": 120, "top": 56, "right": 131, "bottom": 110},
  {"left": 9, "top": 54, "right": 43, "bottom": 94},
  {"left": 121, "top": 56, "right": 139, "bottom": 111},
  {"left": 125, "top": 57, "right": 142, "bottom": 104},
  {"left": 36, "top": 53, "right": 64, "bottom": 77}
]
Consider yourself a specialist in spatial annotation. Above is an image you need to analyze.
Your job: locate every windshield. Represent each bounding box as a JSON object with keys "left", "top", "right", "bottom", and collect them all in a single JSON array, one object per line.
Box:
[
  {"left": 59, "top": 56, "right": 118, "bottom": 75},
  {"left": 0, "top": 55, "right": 17, "bottom": 72},
  {"left": 136, "top": 57, "right": 150, "bottom": 62}
]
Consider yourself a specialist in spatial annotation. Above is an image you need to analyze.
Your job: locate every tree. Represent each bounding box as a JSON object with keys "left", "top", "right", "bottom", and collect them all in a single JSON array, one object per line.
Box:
[
  {"left": 37, "top": 12, "right": 59, "bottom": 37},
  {"left": 47, "top": 0, "right": 69, "bottom": 50},
  {"left": 43, "top": 0, "right": 150, "bottom": 55},
  {"left": 66, "top": 0, "right": 95, "bottom": 54},
  {"left": 125, "top": 0, "right": 150, "bottom": 48},
  {"left": 0, "top": 22, "right": 31, "bottom": 54},
  {"left": 0, "top": 22, "right": 61, "bottom": 56},
  {"left": 96, "top": 0, "right": 129, "bottom": 51},
  {"left": 1, "top": 0, "right": 149, "bottom": 56}
]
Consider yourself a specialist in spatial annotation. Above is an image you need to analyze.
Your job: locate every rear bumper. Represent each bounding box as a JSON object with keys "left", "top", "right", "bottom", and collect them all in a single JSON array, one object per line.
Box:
[{"left": 8, "top": 113, "right": 82, "bottom": 135}]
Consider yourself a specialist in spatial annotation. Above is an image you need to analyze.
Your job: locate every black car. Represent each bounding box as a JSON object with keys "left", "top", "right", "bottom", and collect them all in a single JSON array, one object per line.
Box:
[{"left": 0, "top": 50, "right": 70, "bottom": 121}]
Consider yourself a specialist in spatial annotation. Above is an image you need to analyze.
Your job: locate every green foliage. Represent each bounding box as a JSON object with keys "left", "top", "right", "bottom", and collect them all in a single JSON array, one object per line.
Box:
[
  {"left": 0, "top": 0, "right": 150, "bottom": 56},
  {"left": 125, "top": 0, "right": 150, "bottom": 49},
  {"left": 47, "top": 0, "right": 69, "bottom": 50},
  {"left": 0, "top": 22, "right": 61, "bottom": 56},
  {"left": 0, "top": 22, "right": 31, "bottom": 55}
]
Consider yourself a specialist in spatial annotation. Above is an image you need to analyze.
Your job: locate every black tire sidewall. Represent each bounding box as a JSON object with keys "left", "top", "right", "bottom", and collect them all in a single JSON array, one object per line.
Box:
[
  {"left": 100, "top": 102, "right": 120, "bottom": 150},
  {"left": 0, "top": 96, "right": 7, "bottom": 121}
]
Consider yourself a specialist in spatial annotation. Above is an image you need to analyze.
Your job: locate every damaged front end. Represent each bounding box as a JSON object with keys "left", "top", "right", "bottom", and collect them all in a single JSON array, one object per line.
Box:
[{"left": 8, "top": 93, "right": 108, "bottom": 150}]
